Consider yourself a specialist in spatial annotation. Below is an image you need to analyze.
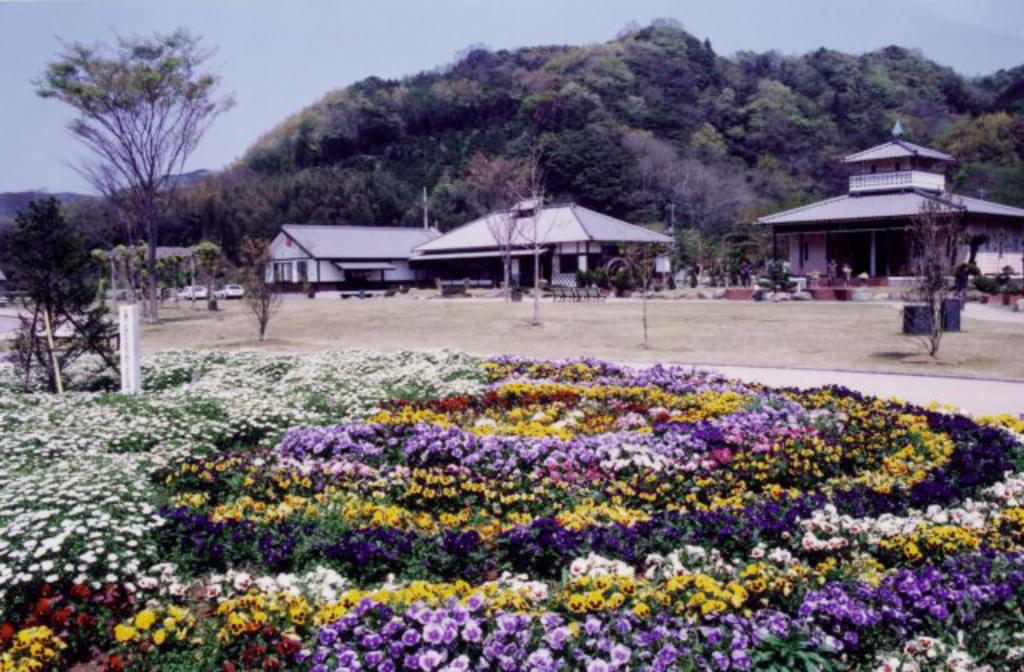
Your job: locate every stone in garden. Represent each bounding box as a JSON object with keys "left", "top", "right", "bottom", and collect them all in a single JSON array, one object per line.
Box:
[
  {"left": 1015, "top": 298, "right": 1024, "bottom": 312},
  {"left": 791, "top": 291, "right": 812, "bottom": 301},
  {"left": 851, "top": 288, "right": 872, "bottom": 302},
  {"left": 772, "top": 292, "right": 792, "bottom": 302}
]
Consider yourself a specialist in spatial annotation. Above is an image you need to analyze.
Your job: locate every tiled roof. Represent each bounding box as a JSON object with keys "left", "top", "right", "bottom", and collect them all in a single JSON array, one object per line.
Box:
[
  {"left": 842, "top": 140, "right": 954, "bottom": 164},
  {"left": 414, "top": 204, "right": 671, "bottom": 254},
  {"left": 758, "top": 191, "right": 1024, "bottom": 226},
  {"left": 280, "top": 225, "right": 440, "bottom": 259}
]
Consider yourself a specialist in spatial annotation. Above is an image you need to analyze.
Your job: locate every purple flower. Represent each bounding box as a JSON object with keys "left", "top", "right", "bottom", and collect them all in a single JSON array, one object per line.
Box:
[
  {"left": 610, "top": 644, "right": 631, "bottom": 666},
  {"left": 402, "top": 629, "right": 421, "bottom": 647}
]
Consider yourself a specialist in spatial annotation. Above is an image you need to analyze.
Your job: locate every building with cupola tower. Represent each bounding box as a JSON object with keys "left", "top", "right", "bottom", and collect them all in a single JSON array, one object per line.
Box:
[{"left": 759, "top": 122, "right": 1024, "bottom": 279}]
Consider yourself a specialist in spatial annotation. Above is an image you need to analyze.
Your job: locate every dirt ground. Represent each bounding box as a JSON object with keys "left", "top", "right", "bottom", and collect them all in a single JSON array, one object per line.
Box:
[{"left": 139, "top": 295, "right": 1024, "bottom": 381}]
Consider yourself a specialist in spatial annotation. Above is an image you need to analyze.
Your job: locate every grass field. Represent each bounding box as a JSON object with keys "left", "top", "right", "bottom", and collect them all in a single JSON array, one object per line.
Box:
[{"left": 140, "top": 296, "right": 1024, "bottom": 380}]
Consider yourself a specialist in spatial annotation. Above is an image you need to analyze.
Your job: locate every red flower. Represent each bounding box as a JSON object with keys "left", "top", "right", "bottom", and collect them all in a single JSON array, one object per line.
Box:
[
  {"left": 108, "top": 653, "right": 124, "bottom": 671},
  {"left": 53, "top": 607, "right": 73, "bottom": 626},
  {"left": 222, "top": 663, "right": 237, "bottom": 672},
  {"left": 76, "top": 613, "right": 97, "bottom": 628},
  {"left": 263, "top": 657, "right": 281, "bottom": 671},
  {"left": 0, "top": 623, "right": 14, "bottom": 643},
  {"left": 35, "top": 598, "right": 51, "bottom": 616},
  {"left": 70, "top": 584, "right": 92, "bottom": 600},
  {"left": 276, "top": 637, "right": 299, "bottom": 656}
]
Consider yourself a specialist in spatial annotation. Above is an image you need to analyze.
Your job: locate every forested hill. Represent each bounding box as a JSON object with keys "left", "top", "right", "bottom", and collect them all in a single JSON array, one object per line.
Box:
[{"left": 164, "top": 21, "right": 1024, "bottom": 250}]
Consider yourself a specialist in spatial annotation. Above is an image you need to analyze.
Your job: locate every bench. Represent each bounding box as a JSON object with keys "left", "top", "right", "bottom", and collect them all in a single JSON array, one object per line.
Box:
[
  {"left": 551, "top": 286, "right": 606, "bottom": 302},
  {"left": 440, "top": 285, "right": 467, "bottom": 297},
  {"left": 339, "top": 290, "right": 385, "bottom": 299}
]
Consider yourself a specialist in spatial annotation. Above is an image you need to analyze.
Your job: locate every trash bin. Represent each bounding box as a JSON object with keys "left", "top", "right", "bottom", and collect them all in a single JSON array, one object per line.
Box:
[
  {"left": 902, "top": 304, "right": 932, "bottom": 335},
  {"left": 942, "top": 298, "right": 961, "bottom": 332}
]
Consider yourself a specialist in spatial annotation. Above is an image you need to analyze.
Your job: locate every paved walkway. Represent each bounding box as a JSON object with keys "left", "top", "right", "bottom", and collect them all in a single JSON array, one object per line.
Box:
[
  {"left": 963, "top": 302, "right": 1024, "bottom": 324},
  {"left": 648, "top": 363, "right": 1024, "bottom": 417}
]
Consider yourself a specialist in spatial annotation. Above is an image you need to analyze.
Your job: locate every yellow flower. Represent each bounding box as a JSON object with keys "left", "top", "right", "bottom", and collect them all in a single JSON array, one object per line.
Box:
[
  {"left": 134, "top": 609, "right": 157, "bottom": 631},
  {"left": 152, "top": 629, "right": 167, "bottom": 646},
  {"left": 114, "top": 624, "right": 137, "bottom": 643}
]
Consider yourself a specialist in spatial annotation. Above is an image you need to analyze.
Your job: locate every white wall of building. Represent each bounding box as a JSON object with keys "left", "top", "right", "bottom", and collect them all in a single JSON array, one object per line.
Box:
[{"left": 968, "top": 223, "right": 1024, "bottom": 274}]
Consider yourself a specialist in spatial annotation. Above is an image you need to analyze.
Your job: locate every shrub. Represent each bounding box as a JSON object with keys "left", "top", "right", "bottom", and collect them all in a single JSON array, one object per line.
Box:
[{"left": 972, "top": 275, "right": 1000, "bottom": 294}]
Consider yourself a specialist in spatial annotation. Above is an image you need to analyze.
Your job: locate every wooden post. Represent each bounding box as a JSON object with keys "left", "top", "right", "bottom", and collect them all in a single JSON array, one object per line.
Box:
[
  {"left": 119, "top": 304, "right": 141, "bottom": 394},
  {"left": 870, "top": 231, "right": 877, "bottom": 277},
  {"left": 42, "top": 307, "right": 63, "bottom": 395}
]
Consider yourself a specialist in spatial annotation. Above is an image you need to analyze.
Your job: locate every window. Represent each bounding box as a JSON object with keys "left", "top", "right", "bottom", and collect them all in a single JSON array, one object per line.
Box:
[
  {"left": 274, "top": 262, "right": 294, "bottom": 282},
  {"left": 895, "top": 162, "right": 902, "bottom": 172},
  {"left": 297, "top": 261, "right": 308, "bottom": 283},
  {"left": 870, "top": 164, "right": 877, "bottom": 174},
  {"left": 560, "top": 254, "right": 578, "bottom": 273},
  {"left": 803, "top": 242, "right": 810, "bottom": 262}
]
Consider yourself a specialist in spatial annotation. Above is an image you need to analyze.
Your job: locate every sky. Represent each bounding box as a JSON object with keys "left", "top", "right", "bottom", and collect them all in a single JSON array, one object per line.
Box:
[{"left": 2, "top": 0, "right": 1024, "bottom": 194}]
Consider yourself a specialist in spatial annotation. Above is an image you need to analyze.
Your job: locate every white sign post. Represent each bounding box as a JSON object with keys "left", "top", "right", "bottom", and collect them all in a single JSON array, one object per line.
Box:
[{"left": 119, "top": 304, "right": 141, "bottom": 394}]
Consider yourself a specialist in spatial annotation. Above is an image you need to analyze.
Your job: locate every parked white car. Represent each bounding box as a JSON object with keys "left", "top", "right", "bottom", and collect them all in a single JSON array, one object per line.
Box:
[
  {"left": 214, "top": 284, "right": 245, "bottom": 300},
  {"left": 177, "top": 285, "right": 209, "bottom": 300}
]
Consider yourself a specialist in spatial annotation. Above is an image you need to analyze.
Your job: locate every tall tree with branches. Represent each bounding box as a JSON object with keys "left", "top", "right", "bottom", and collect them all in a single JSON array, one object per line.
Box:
[{"left": 36, "top": 29, "right": 234, "bottom": 323}]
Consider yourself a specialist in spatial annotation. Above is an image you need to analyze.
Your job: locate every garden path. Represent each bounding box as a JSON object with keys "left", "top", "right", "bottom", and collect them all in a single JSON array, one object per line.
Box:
[{"left": 626, "top": 361, "right": 1024, "bottom": 417}]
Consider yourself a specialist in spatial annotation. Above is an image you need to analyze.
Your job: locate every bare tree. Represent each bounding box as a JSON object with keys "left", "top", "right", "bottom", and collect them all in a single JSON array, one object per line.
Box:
[
  {"left": 239, "top": 237, "right": 281, "bottom": 342},
  {"left": 515, "top": 148, "right": 548, "bottom": 326},
  {"left": 622, "top": 242, "right": 668, "bottom": 347},
  {"left": 465, "top": 153, "right": 530, "bottom": 300},
  {"left": 909, "top": 197, "right": 963, "bottom": 357},
  {"left": 36, "top": 29, "right": 234, "bottom": 323}
]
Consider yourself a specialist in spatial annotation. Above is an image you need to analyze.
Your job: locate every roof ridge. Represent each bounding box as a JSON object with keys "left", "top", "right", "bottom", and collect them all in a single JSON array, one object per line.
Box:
[
  {"left": 842, "top": 141, "right": 894, "bottom": 161},
  {"left": 572, "top": 203, "right": 670, "bottom": 239},
  {"left": 283, "top": 223, "right": 433, "bottom": 231}
]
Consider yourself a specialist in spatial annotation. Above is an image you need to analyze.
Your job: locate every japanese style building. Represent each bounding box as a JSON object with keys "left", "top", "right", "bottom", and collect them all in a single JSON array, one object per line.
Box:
[
  {"left": 411, "top": 200, "right": 672, "bottom": 287},
  {"left": 267, "top": 224, "right": 440, "bottom": 292},
  {"left": 759, "top": 125, "right": 1024, "bottom": 280}
]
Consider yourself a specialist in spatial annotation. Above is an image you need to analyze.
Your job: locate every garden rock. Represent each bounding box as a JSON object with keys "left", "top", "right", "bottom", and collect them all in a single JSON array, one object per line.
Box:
[
  {"left": 791, "top": 291, "right": 813, "bottom": 301},
  {"left": 1015, "top": 298, "right": 1024, "bottom": 313},
  {"left": 772, "top": 292, "right": 792, "bottom": 302},
  {"left": 851, "top": 289, "right": 872, "bottom": 302}
]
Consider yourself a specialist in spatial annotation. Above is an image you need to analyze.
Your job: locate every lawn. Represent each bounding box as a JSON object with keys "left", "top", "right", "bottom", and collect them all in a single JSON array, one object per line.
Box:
[{"left": 142, "top": 296, "right": 1024, "bottom": 380}]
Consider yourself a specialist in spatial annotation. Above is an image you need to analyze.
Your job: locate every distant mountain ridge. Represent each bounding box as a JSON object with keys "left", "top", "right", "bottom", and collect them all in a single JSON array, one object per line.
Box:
[
  {"left": 0, "top": 191, "right": 89, "bottom": 226},
  {"left": 0, "top": 170, "right": 213, "bottom": 227}
]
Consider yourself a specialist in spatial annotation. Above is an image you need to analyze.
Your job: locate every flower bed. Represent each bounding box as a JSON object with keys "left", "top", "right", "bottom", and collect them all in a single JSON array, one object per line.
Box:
[{"left": 2, "top": 352, "right": 1024, "bottom": 670}]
